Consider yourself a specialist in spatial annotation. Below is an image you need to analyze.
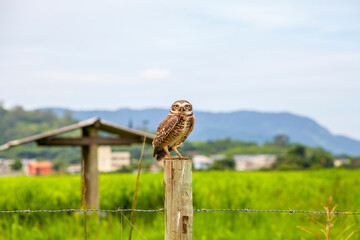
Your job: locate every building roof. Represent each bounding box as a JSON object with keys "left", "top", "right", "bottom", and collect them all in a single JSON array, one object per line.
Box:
[
  {"left": 0, "top": 117, "right": 155, "bottom": 151},
  {"left": 29, "top": 161, "right": 52, "bottom": 168}
]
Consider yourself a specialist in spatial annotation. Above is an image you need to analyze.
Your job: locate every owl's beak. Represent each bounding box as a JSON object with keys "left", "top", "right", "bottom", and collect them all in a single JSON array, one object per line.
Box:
[{"left": 180, "top": 107, "right": 184, "bottom": 112}]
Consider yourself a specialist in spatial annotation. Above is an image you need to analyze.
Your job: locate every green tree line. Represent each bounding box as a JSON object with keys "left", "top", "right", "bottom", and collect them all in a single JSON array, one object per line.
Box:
[
  {"left": 0, "top": 104, "right": 79, "bottom": 165},
  {"left": 0, "top": 104, "right": 359, "bottom": 171}
]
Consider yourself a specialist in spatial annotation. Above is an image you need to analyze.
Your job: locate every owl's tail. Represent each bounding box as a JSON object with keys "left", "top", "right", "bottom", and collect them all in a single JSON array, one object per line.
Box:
[{"left": 155, "top": 150, "right": 166, "bottom": 161}]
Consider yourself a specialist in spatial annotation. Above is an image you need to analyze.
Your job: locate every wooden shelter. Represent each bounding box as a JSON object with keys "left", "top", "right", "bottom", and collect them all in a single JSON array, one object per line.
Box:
[{"left": 0, "top": 117, "right": 154, "bottom": 208}]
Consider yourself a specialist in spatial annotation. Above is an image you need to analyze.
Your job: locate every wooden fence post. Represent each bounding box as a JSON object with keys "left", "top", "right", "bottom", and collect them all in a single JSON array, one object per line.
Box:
[
  {"left": 164, "top": 158, "right": 193, "bottom": 240},
  {"left": 81, "top": 127, "right": 99, "bottom": 209}
]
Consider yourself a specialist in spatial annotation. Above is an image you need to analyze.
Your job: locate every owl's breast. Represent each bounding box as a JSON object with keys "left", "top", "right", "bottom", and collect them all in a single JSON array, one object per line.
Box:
[
  {"left": 169, "top": 115, "right": 193, "bottom": 145},
  {"left": 176, "top": 115, "right": 190, "bottom": 132}
]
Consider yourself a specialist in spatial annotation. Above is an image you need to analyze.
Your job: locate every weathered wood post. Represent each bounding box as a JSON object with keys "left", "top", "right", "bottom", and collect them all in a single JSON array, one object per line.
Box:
[
  {"left": 164, "top": 158, "right": 193, "bottom": 240},
  {"left": 81, "top": 127, "right": 99, "bottom": 209}
]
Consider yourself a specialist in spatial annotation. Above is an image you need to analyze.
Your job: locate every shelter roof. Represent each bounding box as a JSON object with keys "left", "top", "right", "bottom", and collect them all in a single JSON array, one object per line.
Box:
[{"left": 0, "top": 117, "right": 154, "bottom": 151}]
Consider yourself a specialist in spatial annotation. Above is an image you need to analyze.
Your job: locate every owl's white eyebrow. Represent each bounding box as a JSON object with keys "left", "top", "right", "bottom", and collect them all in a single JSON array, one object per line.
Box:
[{"left": 175, "top": 102, "right": 188, "bottom": 106}]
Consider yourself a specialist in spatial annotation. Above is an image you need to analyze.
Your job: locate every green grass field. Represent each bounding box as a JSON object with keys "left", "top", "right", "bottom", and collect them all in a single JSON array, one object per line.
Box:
[{"left": 1, "top": 169, "right": 359, "bottom": 239}]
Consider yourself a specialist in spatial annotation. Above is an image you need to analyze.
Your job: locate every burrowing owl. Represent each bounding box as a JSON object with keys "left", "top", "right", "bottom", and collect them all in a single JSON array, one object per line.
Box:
[{"left": 152, "top": 100, "right": 195, "bottom": 160}]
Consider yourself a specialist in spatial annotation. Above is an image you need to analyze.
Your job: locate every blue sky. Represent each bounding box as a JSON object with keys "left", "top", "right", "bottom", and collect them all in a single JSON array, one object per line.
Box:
[{"left": 0, "top": 0, "right": 359, "bottom": 139}]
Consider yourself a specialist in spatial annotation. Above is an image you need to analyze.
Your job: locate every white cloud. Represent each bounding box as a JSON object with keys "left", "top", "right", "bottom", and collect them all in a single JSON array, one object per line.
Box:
[{"left": 139, "top": 69, "right": 170, "bottom": 81}]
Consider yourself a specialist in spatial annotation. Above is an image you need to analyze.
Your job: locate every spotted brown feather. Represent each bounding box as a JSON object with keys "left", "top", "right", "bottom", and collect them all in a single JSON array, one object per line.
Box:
[
  {"left": 180, "top": 116, "right": 194, "bottom": 143},
  {"left": 152, "top": 114, "right": 179, "bottom": 156}
]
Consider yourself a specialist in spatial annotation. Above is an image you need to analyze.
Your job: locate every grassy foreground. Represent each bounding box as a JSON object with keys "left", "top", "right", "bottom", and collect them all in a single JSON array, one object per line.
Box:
[{"left": 0, "top": 169, "right": 360, "bottom": 239}]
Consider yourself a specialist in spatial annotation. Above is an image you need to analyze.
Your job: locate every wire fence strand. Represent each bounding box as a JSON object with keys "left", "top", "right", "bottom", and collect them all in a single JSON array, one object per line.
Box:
[{"left": 1, "top": 208, "right": 360, "bottom": 215}]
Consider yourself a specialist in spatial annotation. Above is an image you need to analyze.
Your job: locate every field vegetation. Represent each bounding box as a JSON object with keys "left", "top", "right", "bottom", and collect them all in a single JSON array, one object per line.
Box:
[{"left": 1, "top": 169, "right": 359, "bottom": 239}]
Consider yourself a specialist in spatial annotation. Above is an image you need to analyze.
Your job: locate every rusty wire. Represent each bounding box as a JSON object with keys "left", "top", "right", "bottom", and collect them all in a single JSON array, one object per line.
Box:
[{"left": 1, "top": 208, "right": 360, "bottom": 215}]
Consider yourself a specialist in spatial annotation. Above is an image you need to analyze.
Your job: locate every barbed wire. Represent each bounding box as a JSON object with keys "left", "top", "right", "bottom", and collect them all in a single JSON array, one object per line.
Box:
[
  {"left": 1, "top": 208, "right": 360, "bottom": 215},
  {"left": 0, "top": 209, "right": 163, "bottom": 214},
  {"left": 195, "top": 209, "right": 360, "bottom": 215}
]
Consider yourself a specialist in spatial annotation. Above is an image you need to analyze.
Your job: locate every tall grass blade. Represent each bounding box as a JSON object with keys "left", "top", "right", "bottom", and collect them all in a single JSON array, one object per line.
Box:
[{"left": 128, "top": 134, "right": 147, "bottom": 240}]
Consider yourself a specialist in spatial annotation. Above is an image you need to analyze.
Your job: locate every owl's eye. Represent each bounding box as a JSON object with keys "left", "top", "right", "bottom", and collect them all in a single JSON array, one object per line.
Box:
[
  {"left": 174, "top": 105, "right": 179, "bottom": 109},
  {"left": 185, "top": 105, "right": 190, "bottom": 109}
]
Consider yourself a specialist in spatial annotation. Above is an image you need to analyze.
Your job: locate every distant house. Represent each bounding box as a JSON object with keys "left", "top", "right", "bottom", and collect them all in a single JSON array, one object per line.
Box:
[
  {"left": 333, "top": 158, "right": 349, "bottom": 167},
  {"left": 27, "top": 161, "right": 53, "bottom": 176},
  {"left": 22, "top": 159, "right": 36, "bottom": 175},
  {"left": 192, "top": 154, "right": 227, "bottom": 170},
  {"left": 0, "top": 159, "right": 14, "bottom": 175},
  {"left": 66, "top": 164, "right": 81, "bottom": 174},
  {"left": 234, "top": 154, "right": 276, "bottom": 171},
  {"left": 193, "top": 155, "right": 214, "bottom": 170},
  {"left": 98, "top": 146, "right": 130, "bottom": 172}
]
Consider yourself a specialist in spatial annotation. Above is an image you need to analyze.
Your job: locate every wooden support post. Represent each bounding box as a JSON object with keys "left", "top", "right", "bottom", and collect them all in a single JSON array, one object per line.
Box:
[
  {"left": 81, "top": 127, "right": 99, "bottom": 209},
  {"left": 164, "top": 159, "right": 193, "bottom": 240}
]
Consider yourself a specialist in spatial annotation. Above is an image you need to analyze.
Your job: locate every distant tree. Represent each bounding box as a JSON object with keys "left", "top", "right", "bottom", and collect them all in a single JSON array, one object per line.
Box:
[
  {"left": 116, "top": 165, "right": 133, "bottom": 173},
  {"left": 273, "top": 144, "right": 336, "bottom": 170},
  {"left": 288, "top": 144, "right": 306, "bottom": 157},
  {"left": 52, "top": 159, "right": 67, "bottom": 171},
  {"left": 11, "top": 159, "right": 22, "bottom": 171},
  {"left": 308, "top": 148, "right": 333, "bottom": 168},
  {"left": 346, "top": 157, "right": 360, "bottom": 169},
  {"left": 182, "top": 142, "right": 196, "bottom": 152},
  {"left": 210, "top": 156, "right": 235, "bottom": 170},
  {"left": 273, "top": 144, "right": 308, "bottom": 170},
  {"left": 0, "top": 105, "right": 79, "bottom": 160},
  {"left": 286, "top": 144, "right": 309, "bottom": 168},
  {"left": 272, "top": 134, "right": 290, "bottom": 147}
]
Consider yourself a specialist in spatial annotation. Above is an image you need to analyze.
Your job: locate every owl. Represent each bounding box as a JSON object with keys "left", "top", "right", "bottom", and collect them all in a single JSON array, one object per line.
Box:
[{"left": 152, "top": 100, "right": 195, "bottom": 161}]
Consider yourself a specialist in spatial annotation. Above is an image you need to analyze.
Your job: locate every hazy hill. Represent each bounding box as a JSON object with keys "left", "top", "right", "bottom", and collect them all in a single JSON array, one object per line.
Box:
[{"left": 45, "top": 108, "right": 360, "bottom": 156}]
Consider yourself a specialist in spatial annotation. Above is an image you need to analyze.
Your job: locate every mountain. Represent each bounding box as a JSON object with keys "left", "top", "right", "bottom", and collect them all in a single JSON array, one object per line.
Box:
[{"left": 43, "top": 108, "right": 360, "bottom": 156}]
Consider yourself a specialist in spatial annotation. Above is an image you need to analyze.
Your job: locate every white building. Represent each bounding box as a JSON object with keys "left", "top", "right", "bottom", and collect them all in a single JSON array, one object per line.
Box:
[
  {"left": 0, "top": 159, "right": 14, "bottom": 175},
  {"left": 21, "top": 159, "right": 37, "bottom": 175},
  {"left": 193, "top": 155, "right": 214, "bottom": 170},
  {"left": 98, "top": 146, "right": 130, "bottom": 172},
  {"left": 234, "top": 154, "right": 276, "bottom": 171},
  {"left": 66, "top": 164, "right": 81, "bottom": 174},
  {"left": 333, "top": 158, "right": 349, "bottom": 167}
]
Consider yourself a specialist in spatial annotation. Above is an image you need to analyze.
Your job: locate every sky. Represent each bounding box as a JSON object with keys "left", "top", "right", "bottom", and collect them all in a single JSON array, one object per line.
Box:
[{"left": 0, "top": 0, "right": 359, "bottom": 140}]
